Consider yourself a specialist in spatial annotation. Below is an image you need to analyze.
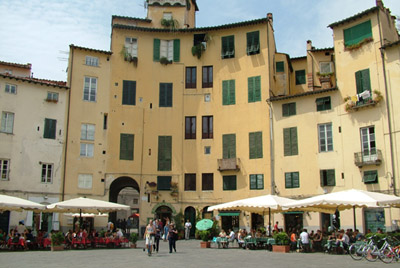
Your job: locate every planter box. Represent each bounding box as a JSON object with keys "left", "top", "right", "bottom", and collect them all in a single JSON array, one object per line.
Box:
[
  {"left": 200, "top": 241, "right": 211, "bottom": 248},
  {"left": 272, "top": 245, "right": 290, "bottom": 253},
  {"left": 51, "top": 245, "right": 64, "bottom": 251}
]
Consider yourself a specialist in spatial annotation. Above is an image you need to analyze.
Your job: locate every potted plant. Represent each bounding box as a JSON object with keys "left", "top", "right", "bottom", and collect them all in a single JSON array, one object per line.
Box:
[
  {"left": 160, "top": 57, "right": 172, "bottom": 65},
  {"left": 272, "top": 232, "right": 290, "bottom": 253},
  {"left": 192, "top": 43, "right": 206, "bottom": 59},
  {"left": 129, "top": 232, "right": 138, "bottom": 248},
  {"left": 51, "top": 231, "right": 65, "bottom": 251},
  {"left": 199, "top": 230, "right": 211, "bottom": 248}
]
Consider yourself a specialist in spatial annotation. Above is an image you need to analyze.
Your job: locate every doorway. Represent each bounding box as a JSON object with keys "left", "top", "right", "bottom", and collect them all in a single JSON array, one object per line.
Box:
[{"left": 184, "top": 206, "right": 196, "bottom": 237}]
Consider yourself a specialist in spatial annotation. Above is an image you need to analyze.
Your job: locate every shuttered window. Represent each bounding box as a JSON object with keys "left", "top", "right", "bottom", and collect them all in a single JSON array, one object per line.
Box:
[
  {"left": 282, "top": 103, "right": 296, "bottom": 117},
  {"left": 120, "top": 133, "right": 134, "bottom": 160},
  {"left": 249, "top": 131, "right": 263, "bottom": 159},
  {"left": 222, "top": 134, "right": 236, "bottom": 159},
  {"left": 355, "top": 69, "right": 371, "bottom": 103},
  {"left": 276, "top": 61, "right": 284, "bottom": 73},
  {"left": 157, "top": 176, "right": 172, "bottom": 190},
  {"left": 223, "top": 175, "right": 237, "bottom": 191},
  {"left": 184, "top": 173, "right": 196, "bottom": 191},
  {"left": 248, "top": 76, "right": 261, "bottom": 103},
  {"left": 44, "top": 118, "right": 57, "bottom": 139},
  {"left": 283, "top": 127, "right": 298, "bottom": 156},
  {"left": 153, "top": 38, "right": 180, "bottom": 62},
  {"left": 158, "top": 136, "right": 172, "bottom": 171},
  {"left": 159, "top": 83, "right": 173, "bottom": 107},
  {"left": 316, "top": 97, "right": 331, "bottom": 111},
  {"left": 122, "top": 80, "right": 136, "bottom": 105},
  {"left": 202, "top": 173, "right": 213, "bottom": 191},
  {"left": 250, "top": 174, "right": 264, "bottom": 190},
  {"left": 221, "top": 35, "right": 235, "bottom": 59},
  {"left": 285, "top": 172, "right": 300, "bottom": 189},
  {"left": 222, "top": 79, "right": 235, "bottom": 105},
  {"left": 320, "top": 169, "right": 336, "bottom": 186},
  {"left": 344, "top": 20, "right": 372, "bottom": 47},
  {"left": 295, "top": 70, "right": 306, "bottom": 85},
  {"left": 363, "top": 170, "right": 378, "bottom": 184},
  {"left": 246, "top": 31, "right": 260, "bottom": 55}
]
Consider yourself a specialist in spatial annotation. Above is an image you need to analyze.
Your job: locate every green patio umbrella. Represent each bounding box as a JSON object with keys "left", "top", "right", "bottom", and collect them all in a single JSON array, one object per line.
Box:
[{"left": 196, "top": 219, "right": 213, "bottom": 231}]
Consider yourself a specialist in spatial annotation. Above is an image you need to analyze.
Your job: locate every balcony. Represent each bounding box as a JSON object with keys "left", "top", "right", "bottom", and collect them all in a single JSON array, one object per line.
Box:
[
  {"left": 344, "top": 91, "right": 383, "bottom": 113},
  {"left": 218, "top": 158, "right": 240, "bottom": 171},
  {"left": 354, "top": 149, "right": 382, "bottom": 167}
]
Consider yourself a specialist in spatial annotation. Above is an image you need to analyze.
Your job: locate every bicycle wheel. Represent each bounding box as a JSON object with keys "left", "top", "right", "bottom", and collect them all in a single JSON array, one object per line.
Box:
[
  {"left": 379, "top": 248, "right": 394, "bottom": 264},
  {"left": 349, "top": 244, "right": 363, "bottom": 261},
  {"left": 364, "top": 246, "right": 379, "bottom": 262}
]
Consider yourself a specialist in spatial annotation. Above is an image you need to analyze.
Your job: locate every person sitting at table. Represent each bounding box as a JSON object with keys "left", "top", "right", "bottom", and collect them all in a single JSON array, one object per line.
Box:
[
  {"left": 290, "top": 229, "right": 298, "bottom": 251},
  {"left": 336, "top": 229, "right": 349, "bottom": 253},
  {"left": 299, "top": 228, "right": 310, "bottom": 253},
  {"left": 219, "top": 229, "right": 227, "bottom": 238},
  {"left": 227, "top": 229, "right": 235, "bottom": 246},
  {"left": 237, "top": 229, "right": 245, "bottom": 249},
  {"left": 218, "top": 229, "right": 228, "bottom": 248},
  {"left": 312, "top": 230, "right": 323, "bottom": 252},
  {"left": 65, "top": 230, "right": 73, "bottom": 249},
  {"left": 116, "top": 228, "right": 124, "bottom": 240}
]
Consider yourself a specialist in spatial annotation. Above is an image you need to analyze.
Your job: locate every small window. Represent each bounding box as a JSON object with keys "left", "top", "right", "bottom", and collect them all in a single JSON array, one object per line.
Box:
[
  {"left": 157, "top": 176, "right": 172, "bottom": 190},
  {"left": 122, "top": 80, "right": 136, "bottom": 105},
  {"left": 80, "top": 143, "right": 94, "bottom": 157},
  {"left": 158, "top": 136, "right": 172, "bottom": 171},
  {"left": 120, "top": 133, "right": 134, "bottom": 161},
  {"left": 202, "top": 173, "right": 213, "bottom": 191},
  {"left": 250, "top": 174, "right": 264, "bottom": 190},
  {"left": 223, "top": 175, "right": 237, "bottom": 191},
  {"left": 248, "top": 76, "right": 261, "bottom": 103},
  {"left": 283, "top": 127, "right": 298, "bottom": 156},
  {"left": 204, "top": 146, "right": 211, "bottom": 154},
  {"left": 295, "top": 70, "right": 306, "bottom": 85},
  {"left": 159, "top": 83, "right": 173, "bottom": 107},
  {"left": 221, "top": 35, "right": 235, "bottom": 59},
  {"left": 186, "top": 67, "right": 196, "bottom": 88},
  {"left": 103, "top": 113, "right": 108, "bottom": 130},
  {"left": 43, "top": 118, "right": 57, "bottom": 139},
  {"left": 276, "top": 62, "right": 284, "bottom": 73},
  {"left": 204, "top": 94, "right": 211, "bottom": 102},
  {"left": 46, "top": 92, "right": 59, "bottom": 102},
  {"left": 83, "top": 77, "right": 97, "bottom": 102},
  {"left": 222, "top": 134, "right": 236, "bottom": 159},
  {"left": 316, "top": 97, "right": 331, "bottom": 111},
  {"left": 319, "top": 62, "right": 332, "bottom": 74},
  {"left": 184, "top": 173, "right": 196, "bottom": 191},
  {"left": 222, "top": 80, "right": 235, "bottom": 105},
  {"left": 285, "top": 172, "right": 299, "bottom": 189},
  {"left": 320, "top": 169, "right": 335, "bottom": 187},
  {"left": 5, "top": 84, "right": 16, "bottom": 94},
  {"left": 282, "top": 103, "right": 296, "bottom": 117},
  {"left": 78, "top": 174, "right": 92, "bottom": 189},
  {"left": 202, "top": 116, "right": 213, "bottom": 139},
  {"left": 81, "top": 124, "right": 95, "bottom": 141},
  {"left": 363, "top": 170, "right": 378, "bottom": 184},
  {"left": 0, "top": 159, "right": 10, "bottom": 181},
  {"left": 85, "top": 56, "right": 99, "bottom": 67},
  {"left": 246, "top": 31, "right": 260, "bottom": 55},
  {"left": 318, "top": 123, "right": 333, "bottom": 152},
  {"left": 202, "top": 66, "right": 213, "bottom": 88},
  {"left": 41, "top": 163, "right": 53, "bottom": 183},
  {"left": 1, "top": 112, "right": 14, "bottom": 134},
  {"left": 249, "top": 131, "right": 263, "bottom": 159},
  {"left": 185, "top": 116, "right": 196, "bottom": 139}
]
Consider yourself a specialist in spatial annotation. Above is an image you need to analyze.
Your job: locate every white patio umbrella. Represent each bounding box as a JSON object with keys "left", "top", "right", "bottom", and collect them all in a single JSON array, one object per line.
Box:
[
  {"left": 46, "top": 197, "right": 130, "bottom": 213},
  {"left": 208, "top": 194, "right": 296, "bottom": 233},
  {"left": 0, "top": 194, "right": 46, "bottom": 212},
  {"left": 282, "top": 189, "right": 400, "bottom": 230},
  {"left": 64, "top": 213, "right": 108, "bottom": 218}
]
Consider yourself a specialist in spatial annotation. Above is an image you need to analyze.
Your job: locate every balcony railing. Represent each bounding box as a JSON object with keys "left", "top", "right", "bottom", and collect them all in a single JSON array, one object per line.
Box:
[
  {"left": 218, "top": 158, "right": 240, "bottom": 171},
  {"left": 354, "top": 149, "right": 382, "bottom": 167}
]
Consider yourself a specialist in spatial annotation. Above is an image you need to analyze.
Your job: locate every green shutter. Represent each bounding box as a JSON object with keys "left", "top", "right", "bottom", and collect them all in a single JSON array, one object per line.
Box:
[
  {"left": 250, "top": 175, "right": 257, "bottom": 189},
  {"left": 159, "top": 83, "right": 166, "bottom": 107},
  {"left": 173, "top": 39, "right": 180, "bottom": 62},
  {"left": 229, "top": 80, "right": 235, "bottom": 105},
  {"left": 256, "top": 132, "right": 262, "bottom": 158},
  {"left": 122, "top": 80, "right": 136, "bottom": 105},
  {"left": 153, "top": 38, "right": 160, "bottom": 62},
  {"left": 320, "top": 170, "right": 324, "bottom": 187},
  {"left": 276, "top": 62, "right": 284, "bottom": 72},
  {"left": 361, "top": 69, "right": 371, "bottom": 92},
  {"left": 295, "top": 70, "right": 306, "bottom": 85},
  {"left": 282, "top": 104, "right": 289, "bottom": 117},
  {"left": 248, "top": 77, "right": 254, "bottom": 103},
  {"left": 364, "top": 170, "right": 378, "bottom": 183},
  {"left": 44, "top": 118, "right": 56, "bottom": 139},
  {"left": 290, "top": 127, "right": 298, "bottom": 155},
  {"left": 223, "top": 134, "right": 236, "bottom": 159},
  {"left": 355, "top": 71, "right": 363, "bottom": 94},
  {"left": 285, "top": 173, "right": 292, "bottom": 188},
  {"left": 157, "top": 176, "right": 172, "bottom": 190},
  {"left": 254, "top": 76, "right": 261, "bottom": 102},
  {"left": 344, "top": 20, "right": 372, "bottom": 47},
  {"left": 292, "top": 172, "right": 300, "bottom": 188},
  {"left": 221, "top": 36, "right": 228, "bottom": 57},
  {"left": 283, "top": 128, "right": 291, "bottom": 156},
  {"left": 257, "top": 174, "right": 264, "bottom": 189},
  {"left": 229, "top": 36, "right": 234, "bottom": 56},
  {"left": 222, "top": 80, "right": 229, "bottom": 105},
  {"left": 166, "top": 83, "right": 173, "bottom": 107},
  {"left": 223, "top": 134, "right": 229, "bottom": 159},
  {"left": 327, "top": 170, "right": 336, "bottom": 186},
  {"left": 289, "top": 103, "right": 296, "bottom": 115},
  {"left": 158, "top": 136, "right": 172, "bottom": 171},
  {"left": 120, "top": 134, "right": 134, "bottom": 160},
  {"left": 249, "top": 132, "right": 256, "bottom": 159}
]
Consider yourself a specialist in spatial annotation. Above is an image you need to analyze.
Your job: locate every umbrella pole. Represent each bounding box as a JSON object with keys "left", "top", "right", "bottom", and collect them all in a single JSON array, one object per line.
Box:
[
  {"left": 268, "top": 208, "right": 271, "bottom": 236},
  {"left": 353, "top": 206, "right": 356, "bottom": 231},
  {"left": 80, "top": 209, "right": 82, "bottom": 229}
]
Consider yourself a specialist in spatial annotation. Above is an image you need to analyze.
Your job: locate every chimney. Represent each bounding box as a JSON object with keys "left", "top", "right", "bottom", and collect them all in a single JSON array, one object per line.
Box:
[
  {"left": 306, "top": 41, "right": 314, "bottom": 91},
  {"left": 267, "top": 13, "right": 273, "bottom": 27},
  {"left": 376, "top": 0, "right": 383, "bottom": 9}
]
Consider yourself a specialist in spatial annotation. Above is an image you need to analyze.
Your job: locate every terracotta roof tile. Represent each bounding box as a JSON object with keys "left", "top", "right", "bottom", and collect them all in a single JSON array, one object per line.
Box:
[{"left": 0, "top": 73, "right": 68, "bottom": 89}]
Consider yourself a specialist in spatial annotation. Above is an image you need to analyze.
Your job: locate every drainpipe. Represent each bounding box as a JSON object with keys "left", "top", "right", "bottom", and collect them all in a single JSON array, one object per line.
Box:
[{"left": 377, "top": 8, "right": 397, "bottom": 195}]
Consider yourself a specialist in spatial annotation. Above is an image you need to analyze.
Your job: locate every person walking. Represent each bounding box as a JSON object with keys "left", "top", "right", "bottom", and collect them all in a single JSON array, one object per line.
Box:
[
  {"left": 184, "top": 219, "right": 192, "bottom": 240},
  {"left": 167, "top": 223, "right": 178, "bottom": 253},
  {"left": 153, "top": 219, "right": 161, "bottom": 253},
  {"left": 144, "top": 219, "right": 155, "bottom": 256}
]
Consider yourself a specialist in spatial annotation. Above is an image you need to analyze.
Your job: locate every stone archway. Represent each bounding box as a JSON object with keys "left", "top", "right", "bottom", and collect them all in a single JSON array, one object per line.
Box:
[
  {"left": 109, "top": 176, "right": 140, "bottom": 224},
  {"left": 184, "top": 206, "right": 196, "bottom": 237}
]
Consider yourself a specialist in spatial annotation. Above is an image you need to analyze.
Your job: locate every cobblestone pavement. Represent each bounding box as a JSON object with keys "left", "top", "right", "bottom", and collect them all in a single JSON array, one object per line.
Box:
[{"left": 0, "top": 240, "right": 398, "bottom": 268}]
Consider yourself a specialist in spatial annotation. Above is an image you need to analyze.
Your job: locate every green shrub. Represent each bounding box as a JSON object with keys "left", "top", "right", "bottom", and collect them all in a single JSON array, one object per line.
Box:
[
  {"left": 51, "top": 231, "right": 65, "bottom": 246},
  {"left": 273, "top": 232, "right": 290, "bottom": 245},
  {"left": 199, "top": 230, "right": 211, "bottom": 242},
  {"left": 129, "top": 232, "right": 138, "bottom": 244}
]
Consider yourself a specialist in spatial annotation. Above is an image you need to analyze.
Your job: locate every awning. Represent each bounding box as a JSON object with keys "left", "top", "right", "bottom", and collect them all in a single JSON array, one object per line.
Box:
[
  {"left": 219, "top": 212, "right": 240, "bottom": 216},
  {"left": 283, "top": 211, "right": 304, "bottom": 214}
]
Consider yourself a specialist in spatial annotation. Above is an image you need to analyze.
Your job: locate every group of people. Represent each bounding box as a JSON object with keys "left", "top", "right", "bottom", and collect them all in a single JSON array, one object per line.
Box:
[{"left": 144, "top": 218, "right": 179, "bottom": 256}]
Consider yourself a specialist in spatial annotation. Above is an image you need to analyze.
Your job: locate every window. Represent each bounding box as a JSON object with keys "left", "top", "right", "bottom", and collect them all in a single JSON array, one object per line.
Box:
[
  {"left": 81, "top": 124, "right": 95, "bottom": 141},
  {"left": 248, "top": 76, "right": 261, "bottom": 103},
  {"left": 318, "top": 123, "right": 333, "bottom": 152},
  {"left": 282, "top": 103, "right": 296, "bottom": 117},
  {"left": 185, "top": 67, "right": 196, "bottom": 88},
  {"left": 124, "top": 37, "right": 138, "bottom": 58},
  {"left": 250, "top": 174, "right": 264, "bottom": 190},
  {"left": 103, "top": 113, "right": 108, "bottom": 130},
  {"left": 41, "top": 163, "right": 53, "bottom": 183},
  {"left": 204, "top": 146, "right": 211, "bottom": 154},
  {"left": 276, "top": 61, "right": 284, "bottom": 73},
  {"left": 360, "top": 126, "right": 376, "bottom": 160},
  {"left": 316, "top": 97, "right": 331, "bottom": 111},
  {"left": 44, "top": 118, "right": 57, "bottom": 139},
  {"left": 363, "top": 170, "right": 378, "bottom": 184},
  {"left": 78, "top": 174, "right": 92, "bottom": 189},
  {"left": 158, "top": 136, "right": 172, "bottom": 171},
  {"left": 223, "top": 134, "right": 236, "bottom": 159},
  {"left": 122, "top": 80, "right": 136, "bottom": 105},
  {"left": 157, "top": 176, "right": 172, "bottom": 190},
  {"left": 246, "top": 31, "right": 260, "bottom": 55},
  {"left": 185, "top": 173, "right": 196, "bottom": 191},
  {"left": 344, "top": 20, "right": 372, "bottom": 48},
  {"left": 83, "top": 76, "right": 97, "bottom": 102},
  {"left": 285, "top": 172, "right": 300, "bottom": 189},
  {"left": 85, "top": 56, "right": 99, "bottom": 67},
  {"left": 185, "top": 116, "right": 196, "bottom": 139},
  {"left": 320, "top": 62, "right": 332, "bottom": 74},
  {"left": 202, "top": 173, "right": 213, "bottom": 191},
  {"left": 355, "top": 69, "right": 371, "bottom": 104},
  {"left": 5, "top": 84, "right": 16, "bottom": 94},
  {"left": 202, "top": 66, "right": 213, "bottom": 88},
  {"left": 320, "top": 169, "right": 335, "bottom": 187},
  {"left": 120, "top": 133, "right": 134, "bottom": 160},
  {"left": 283, "top": 127, "right": 298, "bottom": 156},
  {"left": 202, "top": 116, "right": 213, "bottom": 139},
  {"left": 163, "top": 12, "right": 172, "bottom": 20},
  {"left": 295, "top": 70, "right": 306, "bottom": 85},
  {"left": 249, "top": 131, "right": 263, "bottom": 159},
  {"left": 222, "top": 79, "right": 235, "bottom": 105},
  {"left": 221, "top": 35, "right": 235, "bottom": 59},
  {"left": 80, "top": 143, "right": 94, "bottom": 157},
  {"left": 0, "top": 159, "right": 10, "bottom": 180},
  {"left": 223, "top": 175, "right": 237, "bottom": 191},
  {"left": 159, "top": 83, "right": 173, "bottom": 107},
  {"left": 46, "top": 92, "right": 59, "bottom": 102},
  {"left": 1, "top": 112, "right": 14, "bottom": 134},
  {"left": 153, "top": 39, "right": 180, "bottom": 62}
]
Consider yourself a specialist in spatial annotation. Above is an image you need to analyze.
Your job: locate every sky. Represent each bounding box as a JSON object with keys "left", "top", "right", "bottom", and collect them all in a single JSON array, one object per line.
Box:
[{"left": 0, "top": 0, "right": 399, "bottom": 82}]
